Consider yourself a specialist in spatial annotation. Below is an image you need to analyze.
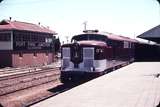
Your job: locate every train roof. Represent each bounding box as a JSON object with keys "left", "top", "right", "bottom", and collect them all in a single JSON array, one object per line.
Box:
[
  {"left": 62, "top": 40, "right": 107, "bottom": 47},
  {"left": 78, "top": 40, "right": 107, "bottom": 46},
  {"left": 75, "top": 30, "right": 138, "bottom": 43},
  {"left": 107, "top": 33, "right": 138, "bottom": 42}
]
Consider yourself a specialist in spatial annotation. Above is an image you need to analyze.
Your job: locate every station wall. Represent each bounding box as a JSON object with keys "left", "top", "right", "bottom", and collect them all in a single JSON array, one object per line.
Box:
[{"left": 12, "top": 52, "right": 54, "bottom": 67}]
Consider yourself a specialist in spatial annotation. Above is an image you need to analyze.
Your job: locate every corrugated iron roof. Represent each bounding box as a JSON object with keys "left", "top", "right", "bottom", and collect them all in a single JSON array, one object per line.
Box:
[
  {"left": 0, "top": 20, "right": 57, "bottom": 34},
  {"left": 137, "top": 24, "right": 160, "bottom": 43},
  {"left": 138, "top": 25, "right": 160, "bottom": 38}
]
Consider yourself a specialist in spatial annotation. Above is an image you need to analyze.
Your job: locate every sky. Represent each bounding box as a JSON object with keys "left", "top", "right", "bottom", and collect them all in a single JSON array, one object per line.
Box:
[{"left": 0, "top": 0, "right": 160, "bottom": 43}]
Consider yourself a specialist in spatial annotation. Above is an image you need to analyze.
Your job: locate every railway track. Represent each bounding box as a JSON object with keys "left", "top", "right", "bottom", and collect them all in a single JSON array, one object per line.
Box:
[
  {"left": 0, "top": 67, "right": 58, "bottom": 81},
  {"left": 0, "top": 60, "right": 60, "bottom": 77},
  {"left": 0, "top": 66, "right": 53, "bottom": 78},
  {"left": 0, "top": 67, "right": 41, "bottom": 76},
  {"left": 27, "top": 82, "right": 83, "bottom": 107},
  {"left": 0, "top": 67, "right": 60, "bottom": 96}
]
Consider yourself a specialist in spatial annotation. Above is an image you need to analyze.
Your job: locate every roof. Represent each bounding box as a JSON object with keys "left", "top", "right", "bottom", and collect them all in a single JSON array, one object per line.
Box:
[
  {"left": 138, "top": 24, "right": 160, "bottom": 43},
  {"left": 80, "top": 30, "right": 138, "bottom": 43},
  {"left": 102, "top": 32, "right": 137, "bottom": 42},
  {"left": 0, "top": 20, "right": 56, "bottom": 34},
  {"left": 62, "top": 40, "right": 107, "bottom": 47}
]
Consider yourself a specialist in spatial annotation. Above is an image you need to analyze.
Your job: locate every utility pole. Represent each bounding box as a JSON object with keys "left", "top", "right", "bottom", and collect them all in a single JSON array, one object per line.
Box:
[{"left": 83, "top": 21, "right": 87, "bottom": 31}]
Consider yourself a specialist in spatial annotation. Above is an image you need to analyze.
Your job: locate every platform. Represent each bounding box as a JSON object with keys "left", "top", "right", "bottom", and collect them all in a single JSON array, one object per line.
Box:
[{"left": 32, "top": 62, "right": 160, "bottom": 107}]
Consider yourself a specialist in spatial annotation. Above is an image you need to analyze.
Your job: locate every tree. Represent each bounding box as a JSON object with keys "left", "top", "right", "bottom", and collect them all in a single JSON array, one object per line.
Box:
[
  {"left": 54, "top": 38, "right": 61, "bottom": 53},
  {"left": 0, "top": 0, "right": 3, "bottom": 3}
]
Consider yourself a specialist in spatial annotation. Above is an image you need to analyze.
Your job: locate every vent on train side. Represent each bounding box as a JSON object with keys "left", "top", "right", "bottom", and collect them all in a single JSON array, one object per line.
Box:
[
  {"left": 83, "top": 47, "right": 94, "bottom": 68},
  {"left": 62, "top": 47, "right": 70, "bottom": 68},
  {"left": 62, "top": 47, "right": 70, "bottom": 58}
]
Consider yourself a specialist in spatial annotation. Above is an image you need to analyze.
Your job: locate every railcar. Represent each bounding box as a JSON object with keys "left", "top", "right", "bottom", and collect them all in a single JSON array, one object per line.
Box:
[{"left": 60, "top": 30, "right": 137, "bottom": 83}]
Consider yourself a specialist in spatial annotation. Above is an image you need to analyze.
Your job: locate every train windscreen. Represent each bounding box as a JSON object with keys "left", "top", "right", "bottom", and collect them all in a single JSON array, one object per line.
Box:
[{"left": 71, "top": 34, "right": 107, "bottom": 42}]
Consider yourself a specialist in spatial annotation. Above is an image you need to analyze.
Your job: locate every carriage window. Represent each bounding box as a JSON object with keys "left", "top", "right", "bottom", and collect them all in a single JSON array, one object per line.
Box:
[
  {"left": 129, "top": 42, "right": 132, "bottom": 48},
  {"left": 107, "top": 40, "right": 113, "bottom": 46},
  {"left": 124, "top": 41, "right": 129, "bottom": 48}
]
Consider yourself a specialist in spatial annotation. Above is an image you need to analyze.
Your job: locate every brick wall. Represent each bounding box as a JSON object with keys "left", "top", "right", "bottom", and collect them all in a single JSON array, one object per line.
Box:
[
  {"left": 0, "top": 52, "right": 12, "bottom": 68},
  {"left": 12, "top": 52, "right": 54, "bottom": 67}
]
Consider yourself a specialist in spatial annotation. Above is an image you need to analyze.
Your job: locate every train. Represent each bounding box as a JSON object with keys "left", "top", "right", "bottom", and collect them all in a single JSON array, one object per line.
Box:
[{"left": 60, "top": 30, "right": 160, "bottom": 83}]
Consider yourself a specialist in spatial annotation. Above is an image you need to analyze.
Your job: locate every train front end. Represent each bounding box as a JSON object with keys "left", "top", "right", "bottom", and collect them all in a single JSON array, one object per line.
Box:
[{"left": 60, "top": 40, "right": 107, "bottom": 83}]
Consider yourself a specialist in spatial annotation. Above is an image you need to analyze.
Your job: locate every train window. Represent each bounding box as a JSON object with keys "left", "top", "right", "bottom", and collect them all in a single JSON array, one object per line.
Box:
[
  {"left": 124, "top": 41, "right": 129, "bottom": 48},
  {"left": 107, "top": 39, "right": 124, "bottom": 48},
  {"left": 129, "top": 42, "right": 131, "bottom": 48},
  {"left": 129, "top": 42, "right": 133, "bottom": 48},
  {"left": 72, "top": 34, "right": 87, "bottom": 41},
  {"left": 72, "top": 34, "right": 106, "bottom": 43},
  {"left": 117, "top": 41, "right": 123, "bottom": 48},
  {"left": 131, "top": 43, "right": 134, "bottom": 48},
  {"left": 107, "top": 39, "right": 113, "bottom": 46}
]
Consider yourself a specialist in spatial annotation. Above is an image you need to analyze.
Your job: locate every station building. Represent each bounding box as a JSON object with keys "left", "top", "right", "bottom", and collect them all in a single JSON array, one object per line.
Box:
[
  {"left": 136, "top": 24, "right": 160, "bottom": 61},
  {"left": 0, "top": 19, "right": 57, "bottom": 68}
]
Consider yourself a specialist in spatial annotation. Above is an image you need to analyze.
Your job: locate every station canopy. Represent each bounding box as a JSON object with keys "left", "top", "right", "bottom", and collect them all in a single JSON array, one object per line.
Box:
[{"left": 138, "top": 24, "right": 160, "bottom": 43}]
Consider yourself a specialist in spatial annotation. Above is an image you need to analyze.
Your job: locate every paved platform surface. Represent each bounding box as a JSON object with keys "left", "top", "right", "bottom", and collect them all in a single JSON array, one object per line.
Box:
[{"left": 32, "top": 62, "right": 160, "bottom": 107}]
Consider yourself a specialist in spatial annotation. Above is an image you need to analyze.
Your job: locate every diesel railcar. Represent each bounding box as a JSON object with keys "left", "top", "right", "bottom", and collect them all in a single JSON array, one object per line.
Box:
[{"left": 60, "top": 30, "right": 137, "bottom": 83}]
